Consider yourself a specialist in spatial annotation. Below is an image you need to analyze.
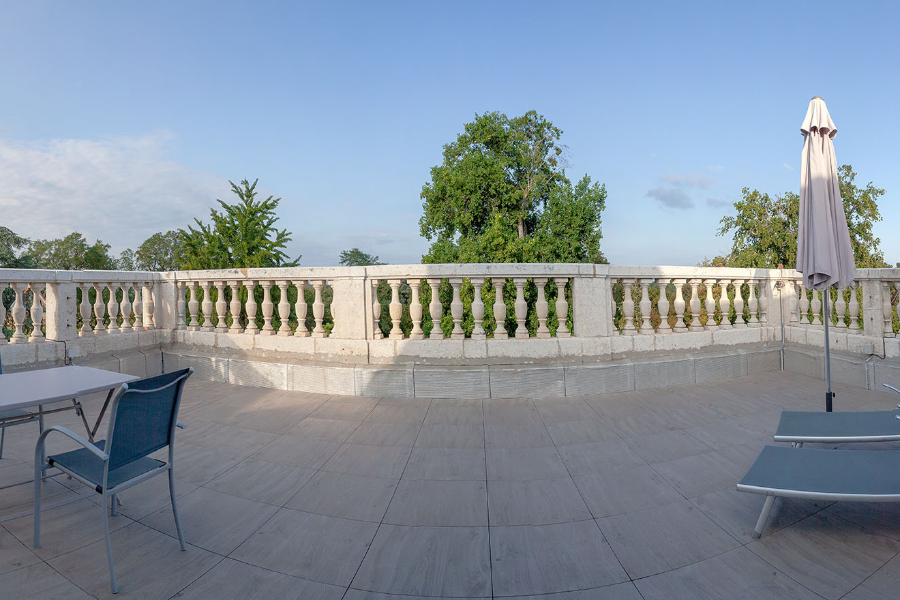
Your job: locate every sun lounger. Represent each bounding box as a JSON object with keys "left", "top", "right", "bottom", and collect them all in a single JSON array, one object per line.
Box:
[{"left": 737, "top": 445, "right": 900, "bottom": 537}]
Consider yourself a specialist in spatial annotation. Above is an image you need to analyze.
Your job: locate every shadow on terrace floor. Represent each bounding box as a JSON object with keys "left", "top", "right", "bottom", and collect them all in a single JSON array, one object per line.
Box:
[{"left": 1, "top": 371, "right": 899, "bottom": 599}]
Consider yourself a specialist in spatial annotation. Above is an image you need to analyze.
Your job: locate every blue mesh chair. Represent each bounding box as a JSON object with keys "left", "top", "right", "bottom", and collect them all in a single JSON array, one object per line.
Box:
[
  {"left": 33, "top": 367, "right": 193, "bottom": 594},
  {"left": 0, "top": 351, "right": 43, "bottom": 460}
]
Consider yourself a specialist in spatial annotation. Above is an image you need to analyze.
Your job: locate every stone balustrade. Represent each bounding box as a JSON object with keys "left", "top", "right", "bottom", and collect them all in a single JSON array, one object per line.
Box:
[{"left": 3, "top": 265, "right": 900, "bottom": 370}]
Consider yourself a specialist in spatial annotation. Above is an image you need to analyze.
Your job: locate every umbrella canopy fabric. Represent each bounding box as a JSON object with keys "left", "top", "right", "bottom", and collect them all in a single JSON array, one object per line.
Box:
[{"left": 796, "top": 97, "right": 857, "bottom": 291}]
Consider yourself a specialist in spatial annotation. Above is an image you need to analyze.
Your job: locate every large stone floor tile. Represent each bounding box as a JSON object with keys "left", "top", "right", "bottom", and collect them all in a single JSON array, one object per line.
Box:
[
  {"left": 414, "top": 424, "right": 485, "bottom": 449},
  {"left": 284, "top": 417, "right": 360, "bottom": 442},
  {"left": 0, "top": 464, "right": 77, "bottom": 518},
  {"left": 175, "top": 557, "right": 345, "bottom": 600},
  {"left": 48, "top": 521, "right": 221, "bottom": 599},
  {"left": 652, "top": 450, "right": 744, "bottom": 498},
  {"left": 5, "top": 497, "right": 132, "bottom": 560},
  {"left": 484, "top": 421, "right": 555, "bottom": 449},
  {"left": 635, "top": 546, "right": 821, "bottom": 600},
  {"left": 556, "top": 439, "right": 645, "bottom": 476},
  {"left": 488, "top": 477, "right": 591, "bottom": 526},
  {"left": 486, "top": 447, "right": 567, "bottom": 481},
  {"left": 422, "top": 405, "right": 483, "bottom": 426},
  {"left": 180, "top": 423, "right": 279, "bottom": 455},
  {"left": 504, "top": 583, "right": 644, "bottom": 600},
  {"left": 251, "top": 435, "right": 343, "bottom": 469},
  {"left": 573, "top": 465, "right": 683, "bottom": 518},
  {"left": 351, "top": 524, "right": 490, "bottom": 597},
  {"left": 624, "top": 429, "right": 713, "bottom": 464},
  {"left": 322, "top": 443, "right": 411, "bottom": 479},
  {"left": 170, "top": 442, "right": 246, "bottom": 485},
  {"left": 344, "top": 591, "right": 488, "bottom": 600},
  {"left": 285, "top": 471, "right": 398, "bottom": 522},
  {"left": 490, "top": 519, "right": 627, "bottom": 596},
  {"left": 140, "top": 486, "right": 278, "bottom": 555},
  {"left": 684, "top": 418, "right": 769, "bottom": 450},
  {"left": 606, "top": 410, "right": 682, "bottom": 438},
  {"left": 691, "top": 488, "right": 826, "bottom": 542},
  {"left": 821, "top": 499, "right": 900, "bottom": 541},
  {"left": 231, "top": 509, "right": 378, "bottom": 586},
  {"left": 204, "top": 458, "right": 315, "bottom": 505},
  {"left": 346, "top": 421, "right": 421, "bottom": 447},
  {"left": 309, "top": 402, "right": 374, "bottom": 421},
  {"left": 0, "top": 524, "right": 41, "bottom": 576},
  {"left": 384, "top": 479, "right": 487, "bottom": 526},
  {"left": 86, "top": 473, "right": 198, "bottom": 521},
  {"left": 842, "top": 552, "right": 900, "bottom": 600},
  {"left": 596, "top": 500, "right": 741, "bottom": 579},
  {"left": 365, "top": 405, "right": 429, "bottom": 424},
  {"left": 403, "top": 447, "right": 485, "bottom": 481},
  {"left": 545, "top": 418, "right": 620, "bottom": 446},
  {"left": 748, "top": 511, "right": 900, "bottom": 599},
  {"left": 0, "top": 562, "right": 93, "bottom": 599}
]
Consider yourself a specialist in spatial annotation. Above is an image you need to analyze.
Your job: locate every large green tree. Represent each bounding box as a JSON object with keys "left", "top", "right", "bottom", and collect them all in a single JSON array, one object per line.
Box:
[
  {"left": 0, "top": 226, "right": 31, "bottom": 268},
  {"left": 339, "top": 248, "right": 384, "bottom": 266},
  {"left": 28, "top": 232, "right": 118, "bottom": 270},
  {"left": 180, "top": 179, "right": 300, "bottom": 269},
  {"left": 419, "top": 111, "right": 606, "bottom": 264},
  {"left": 717, "top": 165, "right": 886, "bottom": 268},
  {"left": 135, "top": 230, "right": 185, "bottom": 271}
]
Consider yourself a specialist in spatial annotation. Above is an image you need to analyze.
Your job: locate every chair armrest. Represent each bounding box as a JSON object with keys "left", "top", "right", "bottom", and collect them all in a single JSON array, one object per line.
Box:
[
  {"left": 883, "top": 383, "right": 900, "bottom": 396},
  {"left": 176, "top": 420, "right": 186, "bottom": 429},
  {"left": 34, "top": 425, "right": 109, "bottom": 464}
]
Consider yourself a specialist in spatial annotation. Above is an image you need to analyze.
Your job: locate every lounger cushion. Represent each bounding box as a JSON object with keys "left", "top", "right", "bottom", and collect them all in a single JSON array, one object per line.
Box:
[
  {"left": 775, "top": 410, "right": 900, "bottom": 443},
  {"left": 738, "top": 445, "right": 900, "bottom": 499},
  {"left": 48, "top": 440, "right": 165, "bottom": 492}
]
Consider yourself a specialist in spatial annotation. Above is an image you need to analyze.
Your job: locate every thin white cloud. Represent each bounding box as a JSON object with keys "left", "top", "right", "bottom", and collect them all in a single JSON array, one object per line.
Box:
[
  {"left": 658, "top": 172, "right": 712, "bottom": 188},
  {"left": 0, "top": 132, "right": 230, "bottom": 252},
  {"left": 647, "top": 187, "right": 693, "bottom": 209},
  {"left": 783, "top": 163, "right": 795, "bottom": 171}
]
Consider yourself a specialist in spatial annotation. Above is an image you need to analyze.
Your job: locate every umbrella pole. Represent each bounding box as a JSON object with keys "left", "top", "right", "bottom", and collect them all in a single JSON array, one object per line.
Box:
[{"left": 824, "top": 291, "right": 833, "bottom": 412}]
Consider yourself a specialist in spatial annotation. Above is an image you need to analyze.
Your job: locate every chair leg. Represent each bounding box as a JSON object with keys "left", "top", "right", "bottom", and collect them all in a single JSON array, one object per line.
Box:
[
  {"left": 753, "top": 495, "right": 776, "bottom": 539},
  {"left": 169, "top": 469, "right": 186, "bottom": 551},
  {"left": 110, "top": 494, "right": 118, "bottom": 516},
  {"left": 102, "top": 494, "right": 118, "bottom": 594},
  {"left": 0, "top": 426, "right": 5, "bottom": 459},
  {"left": 33, "top": 456, "right": 42, "bottom": 548}
]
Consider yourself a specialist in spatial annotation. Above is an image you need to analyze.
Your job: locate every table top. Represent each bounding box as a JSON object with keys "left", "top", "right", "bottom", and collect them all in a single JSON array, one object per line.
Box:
[{"left": 0, "top": 366, "right": 138, "bottom": 412}]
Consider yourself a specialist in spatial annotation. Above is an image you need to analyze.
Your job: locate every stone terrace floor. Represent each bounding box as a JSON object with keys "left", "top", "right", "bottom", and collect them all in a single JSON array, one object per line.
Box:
[{"left": 2, "top": 371, "right": 900, "bottom": 599}]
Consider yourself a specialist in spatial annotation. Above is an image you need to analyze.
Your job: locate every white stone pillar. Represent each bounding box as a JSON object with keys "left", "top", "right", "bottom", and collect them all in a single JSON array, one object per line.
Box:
[
  {"left": 294, "top": 280, "right": 309, "bottom": 337},
  {"left": 409, "top": 279, "right": 424, "bottom": 340},
  {"left": 732, "top": 280, "right": 746, "bottom": 328},
  {"left": 187, "top": 284, "right": 199, "bottom": 331},
  {"left": 882, "top": 281, "right": 895, "bottom": 337},
  {"left": 673, "top": 279, "right": 687, "bottom": 332},
  {"left": 27, "top": 284, "right": 45, "bottom": 342},
  {"left": 276, "top": 280, "right": 292, "bottom": 336},
  {"left": 491, "top": 278, "right": 507, "bottom": 340},
  {"left": 535, "top": 278, "right": 551, "bottom": 338},
  {"left": 143, "top": 282, "right": 156, "bottom": 330},
  {"left": 260, "top": 282, "right": 275, "bottom": 334},
  {"left": 228, "top": 281, "right": 243, "bottom": 333},
  {"left": 200, "top": 281, "right": 213, "bottom": 332},
  {"left": 835, "top": 287, "right": 847, "bottom": 329},
  {"left": 470, "top": 278, "right": 486, "bottom": 340},
  {"left": 798, "top": 284, "right": 809, "bottom": 325},
  {"left": 175, "top": 281, "right": 185, "bottom": 331},
  {"left": 748, "top": 281, "right": 759, "bottom": 327},
  {"left": 389, "top": 280, "right": 403, "bottom": 340},
  {"left": 513, "top": 278, "right": 528, "bottom": 339},
  {"left": 93, "top": 284, "right": 107, "bottom": 335},
  {"left": 78, "top": 283, "right": 93, "bottom": 336},
  {"left": 106, "top": 283, "right": 120, "bottom": 333},
  {"left": 811, "top": 289, "right": 822, "bottom": 327},
  {"left": 427, "top": 278, "right": 444, "bottom": 340},
  {"left": 688, "top": 279, "right": 702, "bottom": 331},
  {"left": 214, "top": 282, "right": 228, "bottom": 333},
  {"left": 657, "top": 279, "right": 671, "bottom": 333},
  {"left": 554, "top": 277, "right": 570, "bottom": 337},
  {"left": 244, "top": 281, "right": 259, "bottom": 334},
  {"left": 371, "top": 279, "right": 383, "bottom": 340},
  {"left": 311, "top": 280, "right": 326, "bottom": 338},
  {"left": 704, "top": 280, "right": 717, "bottom": 331},
  {"left": 449, "top": 278, "right": 465, "bottom": 339},
  {"left": 638, "top": 279, "right": 652, "bottom": 334},
  {"left": 718, "top": 280, "right": 732, "bottom": 330},
  {"left": 848, "top": 287, "right": 861, "bottom": 331},
  {"left": 9, "top": 283, "right": 27, "bottom": 343},
  {"left": 120, "top": 284, "right": 133, "bottom": 331},
  {"left": 622, "top": 279, "right": 636, "bottom": 335}
]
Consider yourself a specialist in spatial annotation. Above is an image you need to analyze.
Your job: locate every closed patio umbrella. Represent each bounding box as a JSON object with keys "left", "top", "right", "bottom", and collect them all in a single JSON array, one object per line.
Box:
[{"left": 796, "top": 96, "right": 856, "bottom": 412}]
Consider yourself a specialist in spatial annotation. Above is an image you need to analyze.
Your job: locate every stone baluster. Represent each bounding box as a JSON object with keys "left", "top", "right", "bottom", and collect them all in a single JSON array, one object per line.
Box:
[
  {"left": 293, "top": 280, "right": 309, "bottom": 337},
  {"left": 732, "top": 280, "right": 745, "bottom": 328},
  {"left": 883, "top": 281, "right": 895, "bottom": 337},
  {"left": 143, "top": 283, "right": 155, "bottom": 330},
  {"left": 704, "top": 279, "right": 717, "bottom": 331},
  {"left": 513, "top": 278, "right": 528, "bottom": 339},
  {"left": 93, "top": 284, "right": 107, "bottom": 334},
  {"left": 106, "top": 284, "right": 120, "bottom": 333},
  {"left": 275, "top": 280, "right": 291, "bottom": 336},
  {"left": 848, "top": 286, "right": 861, "bottom": 331},
  {"left": 759, "top": 280, "right": 768, "bottom": 325},
  {"left": 688, "top": 279, "right": 703, "bottom": 331},
  {"left": 673, "top": 279, "right": 687, "bottom": 332},
  {"left": 748, "top": 280, "right": 759, "bottom": 327},
  {"left": 718, "top": 280, "right": 732, "bottom": 329},
  {"left": 638, "top": 279, "right": 652, "bottom": 333},
  {"left": 470, "top": 278, "right": 486, "bottom": 340},
  {"left": 450, "top": 278, "right": 465, "bottom": 339},
  {"left": 811, "top": 289, "right": 822, "bottom": 326},
  {"left": 554, "top": 277, "right": 570, "bottom": 337},
  {"left": 175, "top": 282, "right": 185, "bottom": 331},
  {"left": 212, "top": 281, "right": 227, "bottom": 332},
  {"left": 244, "top": 281, "right": 259, "bottom": 334},
  {"left": 656, "top": 278, "right": 671, "bottom": 333},
  {"left": 78, "top": 283, "right": 93, "bottom": 336},
  {"left": 835, "top": 287, "right": 848, "bottom": 329},
  {"left": 228, "top": 281, "right": 243, "bottom": 333},
  {"left": 389, "top": 280, "right": 403, "bottom": 339},
  {"left": 535, "top": 278, "right": 551, "bottom": 338},
  {"left": 132, "top": 282, "right": 143, "bottom": 331},
  {"left": 370, "top": 279, "right": 383, "bottom": 339},
  {"left": 622, "top": 279, "right": 636, "bottom": 335},
  {"left": 260, "top": 282, "right": 275, "bottom": 334},
  {"left": 119, "top": 284, "right": 133, "bottom": 331},
  {"left": 9, "top": 283, "right": 27, "bottom": 343},
  {"left": 311, "top": 280, "right": 327, "bottom": 337},
  {"left": 200, "top": 281, "right": 213, "bottom": 332},
  {"left": 491, "top": 278, "right": 507, "bottom": 340},
  {"left": 186, "top": 284, "right": 199, "bottom": 331},
  {"left": 409, "top": 279, "right": 424, "bottom": 340},
  {"left": 427, "top": 278, "right": 444, "bottom": 340},
  {"left": 798, "top": 284, "right": 809, "bottom": 324},
  {"left": 788, "top": 282, "right": 798, "bottom": 324},
  {"left": 28, "top": 284, "right": 44, "bottom": 342}
]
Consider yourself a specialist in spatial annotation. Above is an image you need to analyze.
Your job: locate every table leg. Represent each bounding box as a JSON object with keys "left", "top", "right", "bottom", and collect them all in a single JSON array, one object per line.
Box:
[
  {"left": 90, "top": 389, "right": 116, "bottom": 443},
  {"left": 73, "top": 399, "right": 92, "bottom": 440}
]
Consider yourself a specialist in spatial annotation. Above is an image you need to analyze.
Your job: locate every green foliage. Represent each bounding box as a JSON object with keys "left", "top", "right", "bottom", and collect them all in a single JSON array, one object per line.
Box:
[
  {"left": 116, "top": 248, "right": 137, "bottom": 270},
  {"left": 339, "top": 248, "right": 384, "bottom": 266},
  {"left": 531, "top": 175, "right": 608, "bottom": 263},
  {"left": 717, "top": 165, "right": 886, "bottom": 268},
  {"left": 180, "top": 179, "right": 299, "bottom": 269},
  {"left": 28, "top": 232, "right": 118, "bottom": 270},
  {"left": 135, "top": 230, "right": 185, "bottom": 271},
  {"left": 0, "top": 226, "right": 31, "bottom": 268}
]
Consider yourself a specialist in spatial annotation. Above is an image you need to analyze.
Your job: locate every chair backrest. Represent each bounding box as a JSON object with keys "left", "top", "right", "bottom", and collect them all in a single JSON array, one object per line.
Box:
[{"left": 104, "top": 368, "right": 192, "bottom": 472}]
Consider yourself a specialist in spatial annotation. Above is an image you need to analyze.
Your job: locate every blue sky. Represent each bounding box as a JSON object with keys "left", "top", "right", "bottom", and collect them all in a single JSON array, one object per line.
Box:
[{"left": 1, "top": 1, "right": 897, "bottom": 267}]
